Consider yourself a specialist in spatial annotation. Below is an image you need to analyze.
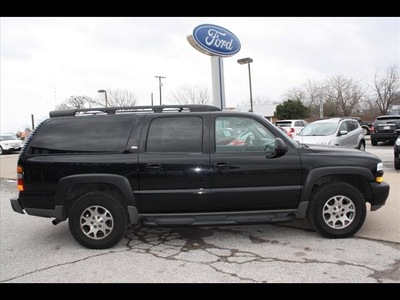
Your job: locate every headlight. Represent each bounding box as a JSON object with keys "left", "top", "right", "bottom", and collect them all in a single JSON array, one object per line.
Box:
[
  {"left": 377, "top": 162, "right": 383, "bottom": 172},
  {"left": 396, "top": 138, "right": 400, "bottom": 146}
]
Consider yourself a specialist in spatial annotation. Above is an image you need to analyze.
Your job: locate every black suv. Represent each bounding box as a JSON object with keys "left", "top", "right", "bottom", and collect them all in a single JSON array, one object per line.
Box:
[
  {"left": 371, "top": 115, "right": 400, "bottom": 146},
  {"left": 10, "top": 105, "right": 390, "bottom": 249}
]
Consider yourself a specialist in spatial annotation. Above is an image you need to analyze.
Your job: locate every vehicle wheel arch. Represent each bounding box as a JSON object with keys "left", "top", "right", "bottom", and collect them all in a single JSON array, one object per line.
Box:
[
  {"left": 297, "top": 167, "right": 372, "bottom": 218},
  {"left": 54, "top": 174, "right": 137, "bottom": 222}
]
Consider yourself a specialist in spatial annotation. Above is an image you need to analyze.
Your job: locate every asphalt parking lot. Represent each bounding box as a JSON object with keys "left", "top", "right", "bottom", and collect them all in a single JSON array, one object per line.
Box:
[{"left": 1, "top": 143, "right": 399, "bottom": 283}]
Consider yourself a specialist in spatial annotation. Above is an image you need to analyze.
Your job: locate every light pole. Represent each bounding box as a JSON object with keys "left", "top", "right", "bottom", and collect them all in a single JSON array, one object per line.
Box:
[
  {"left": 237, "top": 57, "right": 254, "bottom": 112},
  {"left": 154, "top": 76, "right": 166, "bottom": 105},
  {"left": 98, "top": 89, "right": 108, "bottom": 107}
]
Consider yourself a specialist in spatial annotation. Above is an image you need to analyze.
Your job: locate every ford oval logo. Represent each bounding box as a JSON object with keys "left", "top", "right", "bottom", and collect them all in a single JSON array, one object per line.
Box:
[{"left": 187, "top": 24, "right": 241, "bottom": 57}]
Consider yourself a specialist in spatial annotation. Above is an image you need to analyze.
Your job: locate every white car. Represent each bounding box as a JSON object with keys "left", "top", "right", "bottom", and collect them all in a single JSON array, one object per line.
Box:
[
  {"left": 0, "top": 134, "right": 23, "bottom": 155},
  {"left": 293, "top": 118, "right": 366, "bottom": 150},
  {"left": 275, "top": 119, "right": 308, "bottom": 137}
]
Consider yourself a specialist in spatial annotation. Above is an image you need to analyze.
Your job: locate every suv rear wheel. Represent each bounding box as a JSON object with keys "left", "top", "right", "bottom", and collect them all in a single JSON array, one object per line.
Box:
[
  {"left": 307, "top": 182, "right": 366, "bottom": 238},
  {"left": 68, "top": 192, "right": 128, "bottom": 249}
]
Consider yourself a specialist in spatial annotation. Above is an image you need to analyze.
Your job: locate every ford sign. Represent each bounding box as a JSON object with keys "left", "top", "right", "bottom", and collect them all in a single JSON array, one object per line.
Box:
[{"left": 187, "top": 24, "right": 241, "bottom": 57}]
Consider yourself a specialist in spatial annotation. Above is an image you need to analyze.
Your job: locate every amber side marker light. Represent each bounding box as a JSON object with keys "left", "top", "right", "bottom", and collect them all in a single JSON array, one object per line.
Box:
[
  {"left": 376, "top": 162, "right": 384, "bottom": 183},
  {"left": 17, "top": 166, "right": 24, "bottom": 191}
]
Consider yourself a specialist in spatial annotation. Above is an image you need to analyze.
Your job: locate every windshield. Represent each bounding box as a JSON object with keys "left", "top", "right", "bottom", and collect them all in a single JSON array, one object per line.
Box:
[
  {"left": 0, "top": 135, "right": 19, "bottom": 141},
  {"left": 376, "top": 117, "right": 400, "bottom": 123},
  {"left": 298, "top": 122, "right": 338, "bottom": 136}
]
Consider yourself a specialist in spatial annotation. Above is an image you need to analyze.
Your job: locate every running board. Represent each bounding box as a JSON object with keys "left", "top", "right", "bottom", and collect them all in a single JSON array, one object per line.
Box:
[{"left": 140, "top": 210, "right": 296, "bottom": 226}]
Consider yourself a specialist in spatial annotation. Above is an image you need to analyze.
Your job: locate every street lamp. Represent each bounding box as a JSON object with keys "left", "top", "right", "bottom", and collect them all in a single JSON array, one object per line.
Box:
[
  {"left": 237, "top": 57, "right": 254, "bottom": 112},
  {"left": 154, "top": 76, "right": 166, "bottom": 105},
  {"left": 98, "top": 89, "right": 108, "bottom": 107}
]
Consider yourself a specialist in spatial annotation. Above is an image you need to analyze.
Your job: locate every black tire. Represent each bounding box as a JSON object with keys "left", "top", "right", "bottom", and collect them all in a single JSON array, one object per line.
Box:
[
  {"left": 395, "top": 157, "right": 400, "bottom": 170},
  {"left": 307, "top": 182, "right": 366, "bottom": 239},
  {"left": 68, "top": 192, "right": 128, "bottom": 249},
  {"left": 371, "top": 139, "right": 378, "bottom": 146},
  {"left": 358, "top": 140, "right": 365, "bottom": 151}
]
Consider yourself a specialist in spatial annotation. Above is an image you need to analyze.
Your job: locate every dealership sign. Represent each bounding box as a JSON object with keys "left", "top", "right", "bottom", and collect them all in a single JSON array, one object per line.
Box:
[{"left": 187, "top": 24, "right": 241, "bottom": 57}]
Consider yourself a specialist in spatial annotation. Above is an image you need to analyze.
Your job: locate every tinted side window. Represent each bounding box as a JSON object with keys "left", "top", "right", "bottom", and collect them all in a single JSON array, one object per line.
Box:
[
  {"left": 215, "top": 116, "right": 275, "bottom": 153},
  {"left": 348, "top": 120, "right": 359, "bottom": 131},
  {"left": 28, "top": 115, "right": 134, "bottom": 154},
  {"left": 146, "top": 116, "right": 203, "bottom": 153}
]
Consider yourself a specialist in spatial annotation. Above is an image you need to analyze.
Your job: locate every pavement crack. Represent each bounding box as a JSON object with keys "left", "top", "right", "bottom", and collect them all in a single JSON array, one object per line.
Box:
[
  {"left": 369, "top": 259, "right": 400, "bottom": 282},
  {"left": 0, "top": 249, "right": 129, "bottom": 283},
  {"left": 121, "top": 225, "right": 391, "bottom": 283}
]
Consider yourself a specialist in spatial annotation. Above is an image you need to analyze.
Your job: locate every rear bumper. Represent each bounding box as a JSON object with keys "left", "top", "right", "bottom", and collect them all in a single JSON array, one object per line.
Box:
[
  {"left": 371, "top": 133, "right": 398, "bottom": 141},
  {"left": 10, "top": 197, "right": 25, "bottom": 214},
  {"left": 369, "top": 181, "right": 390, "bottom": 211},
  {"left": 10, "top": 196, "right": 65, "bottom": 219}
]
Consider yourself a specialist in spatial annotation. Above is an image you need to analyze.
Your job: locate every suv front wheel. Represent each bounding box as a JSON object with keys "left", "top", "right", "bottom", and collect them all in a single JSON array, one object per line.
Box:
[
  {"left": 68, "top": 192, "right": 128, "bottom": 249},
  {"left": 358, "top": 140, "right": 366, "bottom": 151},
  {"left": 307, "top": 182, "right": 366, "bottom": 238}
]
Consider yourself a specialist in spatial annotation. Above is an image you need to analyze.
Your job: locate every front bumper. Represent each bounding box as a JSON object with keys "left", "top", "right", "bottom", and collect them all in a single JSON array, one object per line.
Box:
[{"left": 369, "top": 181, "right": 390, "bottom": 211}]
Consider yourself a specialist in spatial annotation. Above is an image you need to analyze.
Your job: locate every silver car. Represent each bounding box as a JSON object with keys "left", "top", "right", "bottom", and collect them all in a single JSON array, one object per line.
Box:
[
  {"left": 0, "top": 134, "right": 24, "bottom": 155},
  {"left": 293, "top": 118, "right": 366, "bottom": 150}
]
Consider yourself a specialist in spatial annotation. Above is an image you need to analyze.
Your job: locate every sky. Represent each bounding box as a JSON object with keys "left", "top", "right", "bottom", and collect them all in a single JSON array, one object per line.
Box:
[{"left": 1, "top": 16, "right": 399, "bottom": 133}]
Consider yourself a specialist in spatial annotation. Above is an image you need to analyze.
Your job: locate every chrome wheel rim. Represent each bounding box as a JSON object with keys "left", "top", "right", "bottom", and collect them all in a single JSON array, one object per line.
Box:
[
  {"left": 322, "top": 195, "right": 355, "bottom": 229},
  {"left": 80, "top": 205, "right": 114, "bottom": 240}
]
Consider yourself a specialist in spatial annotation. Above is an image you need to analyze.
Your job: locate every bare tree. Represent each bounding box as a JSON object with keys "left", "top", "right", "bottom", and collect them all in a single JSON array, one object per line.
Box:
[
  {"left": 283, "top": 87, "right": 306, "bottom": 103},
  {"left": 304, "top": 80, "right": 326, "bottom": 119},
  {"left": 324, "top": 74, "right": 364, "bottom": 116},
  {"left": 56, "top": 96, "right": 97, "bottom": 110},
  {"left": 95, "top": 89, "right": 138, "bottom": 107},
  {"left": 282, "top": 84, "right": 326, "bottom": 119},
  {"left": 170, "top": 84, "right": 211, "bottom": 105},
  {"left": 240, "top": 94, "right": 272, "bottom": 107},
  {"left": 370, "top": 65, "right": 400, "bottom": 114}
]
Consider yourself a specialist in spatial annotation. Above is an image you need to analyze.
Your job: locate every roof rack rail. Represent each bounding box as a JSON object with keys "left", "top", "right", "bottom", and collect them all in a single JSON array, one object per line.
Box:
[{"left": 49, "top": 105, "right": 221, "bottom": 118}]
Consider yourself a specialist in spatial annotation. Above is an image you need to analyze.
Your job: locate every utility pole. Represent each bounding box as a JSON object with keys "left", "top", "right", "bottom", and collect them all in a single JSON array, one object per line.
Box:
[
  {"left": 154, "top": 76, "right": 166, "bottom": 105},
  {"left": 31, "top": 114, "right": 35, "bottom": 130}
]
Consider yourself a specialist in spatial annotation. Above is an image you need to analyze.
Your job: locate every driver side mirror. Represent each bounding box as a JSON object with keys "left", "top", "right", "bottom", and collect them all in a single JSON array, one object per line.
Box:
[{"left": 266, "top": 137, "right": 288, "bottom": 158}]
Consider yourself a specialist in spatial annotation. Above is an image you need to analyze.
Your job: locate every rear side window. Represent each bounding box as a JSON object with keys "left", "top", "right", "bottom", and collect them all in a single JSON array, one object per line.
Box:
[
  {"left": 275, "top": 121, "right": 291, "bottom": 127},
  {"left": 146, "top": 116, "right": 203, "bottom": 153},
  {"left": 294, "top": 121, "right": 303, "bottom": 126},
  {"left": 347, "top": 120, "right": 359, "bottom": 131},
  {"left": 28, "top": 115, "right": 134, "bottom": 154}
]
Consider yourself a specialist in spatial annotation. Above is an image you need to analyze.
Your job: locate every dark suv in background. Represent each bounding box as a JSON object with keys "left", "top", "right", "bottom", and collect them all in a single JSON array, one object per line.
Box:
[
  {"left": 371, "top": 115, "right": 400, "bottom": 146},
  {"left": 10, "top": 105, "right": 390, "bottom": 249}
]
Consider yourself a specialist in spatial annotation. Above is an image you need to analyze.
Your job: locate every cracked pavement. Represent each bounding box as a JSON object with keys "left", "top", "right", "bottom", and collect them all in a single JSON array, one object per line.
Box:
[{"left": 1, "top": 179, "right": 400, "bottom": 283}]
